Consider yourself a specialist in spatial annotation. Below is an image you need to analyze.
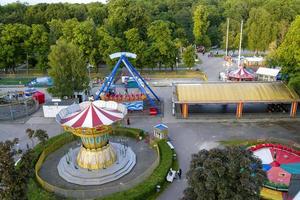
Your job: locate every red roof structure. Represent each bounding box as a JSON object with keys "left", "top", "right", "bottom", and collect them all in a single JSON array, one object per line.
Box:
[
  {"left": 57, "top": 100, "right": 127, "bottom": 128},
  {"left": 227, "top": 67, "right": 255, "bottom": 81}
]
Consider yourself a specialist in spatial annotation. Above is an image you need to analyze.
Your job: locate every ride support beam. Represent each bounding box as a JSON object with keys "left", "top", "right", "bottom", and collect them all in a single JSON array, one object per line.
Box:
[
  {"left": 236, "top": 102, "right": 243, "bottom": 119},
  {"left": 290, "top": 102, "right": 298, "bottom": 118},
  {"left": 182, "top": 103, "right": 188, "bottom": 118}
]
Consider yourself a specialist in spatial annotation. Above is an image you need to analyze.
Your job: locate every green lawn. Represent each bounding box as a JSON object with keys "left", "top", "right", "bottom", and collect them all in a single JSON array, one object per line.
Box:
[{"left": 0, "top": 77, "right": 33, "bottom": 85}]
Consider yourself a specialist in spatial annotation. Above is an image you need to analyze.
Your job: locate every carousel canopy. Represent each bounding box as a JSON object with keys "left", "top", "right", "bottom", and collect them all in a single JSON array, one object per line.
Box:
[
  {"left": 228, "top": 67, "right": 255, "bottom": 80},
  {"left": 56, "top": 100, "right": 127, "bottom": 128}
]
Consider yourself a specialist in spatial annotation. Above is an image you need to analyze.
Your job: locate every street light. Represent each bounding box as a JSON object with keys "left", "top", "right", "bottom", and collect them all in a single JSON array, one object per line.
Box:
[{"left": 87, "top": 63, "right": 94, "bottom": 94}]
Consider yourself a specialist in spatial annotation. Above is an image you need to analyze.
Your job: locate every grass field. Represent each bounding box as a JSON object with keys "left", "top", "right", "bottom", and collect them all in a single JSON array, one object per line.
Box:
[
  {"left": 141, "top": 70, "right": 207, "bottom": 79},
  {"left": 0, "top": 77, "right": 33, "bottom": 85}
]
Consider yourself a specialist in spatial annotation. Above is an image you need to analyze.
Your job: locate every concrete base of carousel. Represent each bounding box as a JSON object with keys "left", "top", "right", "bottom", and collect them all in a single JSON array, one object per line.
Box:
[{"left": 57, "top": 143, "right": 136, "bottom": 185}]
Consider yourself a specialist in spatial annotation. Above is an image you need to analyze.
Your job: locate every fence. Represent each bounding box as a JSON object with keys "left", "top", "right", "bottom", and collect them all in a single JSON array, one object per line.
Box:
[{"left": 0, "top": 98, "right": 39, "bottom": 120}]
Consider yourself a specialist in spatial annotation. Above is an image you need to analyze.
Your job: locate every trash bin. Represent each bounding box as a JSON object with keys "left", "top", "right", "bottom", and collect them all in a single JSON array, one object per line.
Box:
[{"left": 156, "top": 185, "right": 161, "bottom": 192}]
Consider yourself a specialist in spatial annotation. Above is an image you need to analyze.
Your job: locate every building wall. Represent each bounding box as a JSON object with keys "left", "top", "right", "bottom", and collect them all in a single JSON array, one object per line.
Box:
[{"left": 43, "top": 105, "right": 69, "bottom": 118}]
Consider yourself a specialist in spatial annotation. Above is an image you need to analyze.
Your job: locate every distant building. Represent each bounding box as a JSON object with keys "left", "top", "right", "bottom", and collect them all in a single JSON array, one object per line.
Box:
[
  {"left": 256, "top": 67, "right": 281, "bottom": 82},
  {"left": 244, "top": 56, "right": 265, "bottom": 67}
]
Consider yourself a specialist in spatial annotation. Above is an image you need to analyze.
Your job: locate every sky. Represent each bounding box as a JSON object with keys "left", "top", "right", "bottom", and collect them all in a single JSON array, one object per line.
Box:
[{"left": 1, "top": 0, "right": 106, "bottom": 5}]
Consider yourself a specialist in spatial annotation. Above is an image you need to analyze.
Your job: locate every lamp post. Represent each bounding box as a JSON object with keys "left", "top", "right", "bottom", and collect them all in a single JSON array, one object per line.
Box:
[{"left": 87, "top": 63, "right": 94, "bottom": 94}]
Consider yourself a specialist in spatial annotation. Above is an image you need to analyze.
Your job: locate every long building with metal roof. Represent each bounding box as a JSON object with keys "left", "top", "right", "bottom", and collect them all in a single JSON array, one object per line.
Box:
[{"left": 173, "top": 82, "right": 299, "bottom": 118}]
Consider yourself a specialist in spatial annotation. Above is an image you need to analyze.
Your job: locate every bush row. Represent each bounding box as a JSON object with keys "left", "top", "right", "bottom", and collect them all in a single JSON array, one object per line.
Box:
[
  {"left": 112, "top": 126, "right": 145, "bottom": 139},
  {"left": 99, "top": 139, "right": 173, "bottom": 200},
  {"left": 27, "top": 132, "right": 76, "bottom": 200}
]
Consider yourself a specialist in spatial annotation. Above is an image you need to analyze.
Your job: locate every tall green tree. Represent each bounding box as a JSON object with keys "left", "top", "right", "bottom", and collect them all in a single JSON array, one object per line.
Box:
[
  {"left": 0, "top": 24, "right": 31, "bottom": 72},
  {"left": 86, "top": 2, "right": 107, "bottom": 26},
  {"left": 193, "top": 4, "right": 210, "bottom": 46},
  {"left": 25, "top": 24, "right": 49, "bottom": 71},
  {"left": 97, "top": 27, "right": 123, "bottom": 66},
  {"left": 147, "top": 20, "right": 177, "bottom": 70},
  {"left": 272, "top": 16, "right": 300, "bottom": 94},
  {"left": 124, "top": 28, "right": 148, "bottom": 69},
  {"left": 48, "top": 39, "right": 88, "bottom": 98},
  {"left": 183, "top": 45, "right": 196, "bottom": 69},
  {"left": 182, "top": 147, "right": 266, "bottom": 200},
  {"left": 246, "top": 8, "right": 277, "bottom": 52}
]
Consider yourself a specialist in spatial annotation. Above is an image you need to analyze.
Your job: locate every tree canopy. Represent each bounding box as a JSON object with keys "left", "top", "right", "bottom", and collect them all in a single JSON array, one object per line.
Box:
[
  {"left": 271, "top": 16, "right": 300, "bottom": 94},
  {"left": 0, "top": 0, "right": 299, "bottom": 72},
  {"left": 183, "top": 146, "right": 266, "bottom": 200},
  {"left": 48, "top": 39, "right": 89, "bottom": 97}
]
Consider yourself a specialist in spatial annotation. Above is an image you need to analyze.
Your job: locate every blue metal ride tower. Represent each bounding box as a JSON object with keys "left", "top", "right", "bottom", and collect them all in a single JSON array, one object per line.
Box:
[{"left": 95, "top": 52, "right": 160, "bottom": 110}]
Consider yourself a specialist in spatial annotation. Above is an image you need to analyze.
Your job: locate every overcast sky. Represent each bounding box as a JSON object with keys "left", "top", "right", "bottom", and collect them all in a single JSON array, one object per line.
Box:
[{"left": 1, "top": 0, "right": 106, "bottom": 5}]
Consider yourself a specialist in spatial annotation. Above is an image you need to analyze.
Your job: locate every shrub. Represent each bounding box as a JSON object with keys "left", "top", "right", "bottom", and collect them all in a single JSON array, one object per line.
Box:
[{"left": 112, "top": 126, "right": 145, "bottom": 139}]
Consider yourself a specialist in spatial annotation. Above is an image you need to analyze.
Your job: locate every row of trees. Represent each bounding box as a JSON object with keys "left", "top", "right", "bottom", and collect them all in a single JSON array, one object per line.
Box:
[{"left": 1, "top": 0, "right": 299, "bottom": 72}]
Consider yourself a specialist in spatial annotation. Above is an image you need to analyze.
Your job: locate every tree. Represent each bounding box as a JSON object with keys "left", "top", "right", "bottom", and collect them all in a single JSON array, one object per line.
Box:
[
  {"left": 26, "top": 128, "right": 35, "bottom": 147},
  {"left": 183, "top": 45, "right": 196, "bottom": 69},
  {"left": 182, "top": 146, "right": 266, "bottom": 200},
  {"left": 124, "top": 28, "right": 148, "bottom": 70},
  {"left": 48, "top": 39, "right": 89, "bottom": 98},
  {"left": 147, "top": 20, "right": 177, "bottom": 70},
  {"left": 272, "top": 16, "right": 300, "bottom": 94},
  {"left": 193, "top": 5, "right": 210, "bottom": 46},
  {"left": 0, "top": 24, "right": 31, "bottom": 72},
  {"left": 26, "top": 128, "right": 49, "bottom": 146},
  {"left": 34, "top": 129, "right": 49, "bottom": 144},
  {"left": 24, "top": 24, "right": 50, "bottom": 71},
  {"left": 0, "top": 138, "right": 26, "bottom": 200},
  {"left": 246, "top": 8, "right": 277, "bottom": 52}
]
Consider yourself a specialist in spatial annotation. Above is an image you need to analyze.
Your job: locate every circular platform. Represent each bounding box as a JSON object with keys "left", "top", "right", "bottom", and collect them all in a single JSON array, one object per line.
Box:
[
  {"left": 249, "top": 143, "right": 300, "bottom": 190},
  {"left": 57, "top": 142, "right": 136, "bottom": 185}
]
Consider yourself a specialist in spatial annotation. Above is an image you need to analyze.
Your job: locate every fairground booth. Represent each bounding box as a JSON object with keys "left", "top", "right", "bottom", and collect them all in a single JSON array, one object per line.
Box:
[{"left": 172, "top": 82, "right": 299, "bottom": 119}]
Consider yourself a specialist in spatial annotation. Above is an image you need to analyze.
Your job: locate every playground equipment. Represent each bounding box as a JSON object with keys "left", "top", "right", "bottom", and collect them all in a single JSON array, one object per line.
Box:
[
  {"left": 96, "top": 52, "right": 160, "bottom": 113},
  {"left": 249, "top": 143, "right": 300, "bottom": 192}
]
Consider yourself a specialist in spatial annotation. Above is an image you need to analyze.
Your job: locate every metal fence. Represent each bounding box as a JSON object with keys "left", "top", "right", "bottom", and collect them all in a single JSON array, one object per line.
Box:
[{"left": 0, "top": 98, "right": 39, "bottom": 120}]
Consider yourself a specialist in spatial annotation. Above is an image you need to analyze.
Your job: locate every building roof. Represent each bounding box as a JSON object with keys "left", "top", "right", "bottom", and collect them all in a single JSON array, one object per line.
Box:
[
  {"left": 154, "top": 123, "right": 168, "bottom": 131},
  {"left": 228, "top": 67, "right": 255, "bottom": 80},
  {"left": 174, "top": 82, "right": 300, "bottom": 104},
  {"left": 256, "top": 67, "right": 281, "bottom": 77},
  {"left": 244, "top": 56, "right": 264, "bottom": 62},
  {"left": 57, "top": 100, "right": 127, "bottom": 128}
]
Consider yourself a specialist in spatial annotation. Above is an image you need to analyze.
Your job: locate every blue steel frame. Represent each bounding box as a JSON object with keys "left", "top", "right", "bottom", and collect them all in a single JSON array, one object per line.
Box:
[{"left": 95, "top": 53, "right": 160, "bottom": 109}]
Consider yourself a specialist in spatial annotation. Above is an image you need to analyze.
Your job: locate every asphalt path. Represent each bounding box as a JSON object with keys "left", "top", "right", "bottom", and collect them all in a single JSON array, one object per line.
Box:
[{"left": 0, "top": 56, "right": 299, "bottom": 200}]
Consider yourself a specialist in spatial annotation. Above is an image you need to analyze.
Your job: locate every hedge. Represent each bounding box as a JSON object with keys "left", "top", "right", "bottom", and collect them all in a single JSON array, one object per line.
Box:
[
  {"left": 99, "top": 139, "right": 173, "bottom": 200},
  {"left": 26, "top": 132, "right": 76, "bottom": 200},
  {"left": 112, "top": 126, "right": 145, "bottom": 139}
]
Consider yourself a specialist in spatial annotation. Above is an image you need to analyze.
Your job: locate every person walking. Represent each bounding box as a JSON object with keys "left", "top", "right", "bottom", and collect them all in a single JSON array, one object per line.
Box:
[
  {"left": 127, "top": 117, "right": 130, "bottom": 125},
  {"left": 178, "top": 168, "right": 182, "bottom": 179}
]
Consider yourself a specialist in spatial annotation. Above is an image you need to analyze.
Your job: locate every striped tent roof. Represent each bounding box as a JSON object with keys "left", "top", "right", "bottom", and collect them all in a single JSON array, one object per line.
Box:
[
  {"left": 57, "top": 100, "right": 127, "bottom": 128},
  {"left": 228, "top": 67, "right": 255, "bottom": 79}
]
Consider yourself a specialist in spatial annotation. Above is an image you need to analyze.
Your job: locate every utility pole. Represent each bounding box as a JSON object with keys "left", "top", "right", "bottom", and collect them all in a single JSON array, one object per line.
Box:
[
  {"left": 225, "top": 18, "right": 230, "bottom": 57},
  {"left": 237, "top": 20, "right": 243, "bottom": 68}
]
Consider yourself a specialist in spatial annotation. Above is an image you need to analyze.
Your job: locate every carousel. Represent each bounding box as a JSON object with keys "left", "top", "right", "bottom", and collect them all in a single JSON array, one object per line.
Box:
[
  {"left": 227, "top": 66, "right": 255, "bottom": 81},
  {"left": 56, "top": 100, "right": 136, "bottom": 185}
]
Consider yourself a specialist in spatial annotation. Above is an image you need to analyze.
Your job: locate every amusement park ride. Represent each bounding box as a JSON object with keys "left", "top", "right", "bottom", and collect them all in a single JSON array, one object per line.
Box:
[{"left": 96, "top": 52, "right": 160, "bottom": 114}]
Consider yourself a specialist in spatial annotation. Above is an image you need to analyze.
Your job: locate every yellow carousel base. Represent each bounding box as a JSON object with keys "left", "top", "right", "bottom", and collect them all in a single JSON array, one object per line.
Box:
[{"left": 77, "top": 144, "right": 117, "bottom": 170}]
